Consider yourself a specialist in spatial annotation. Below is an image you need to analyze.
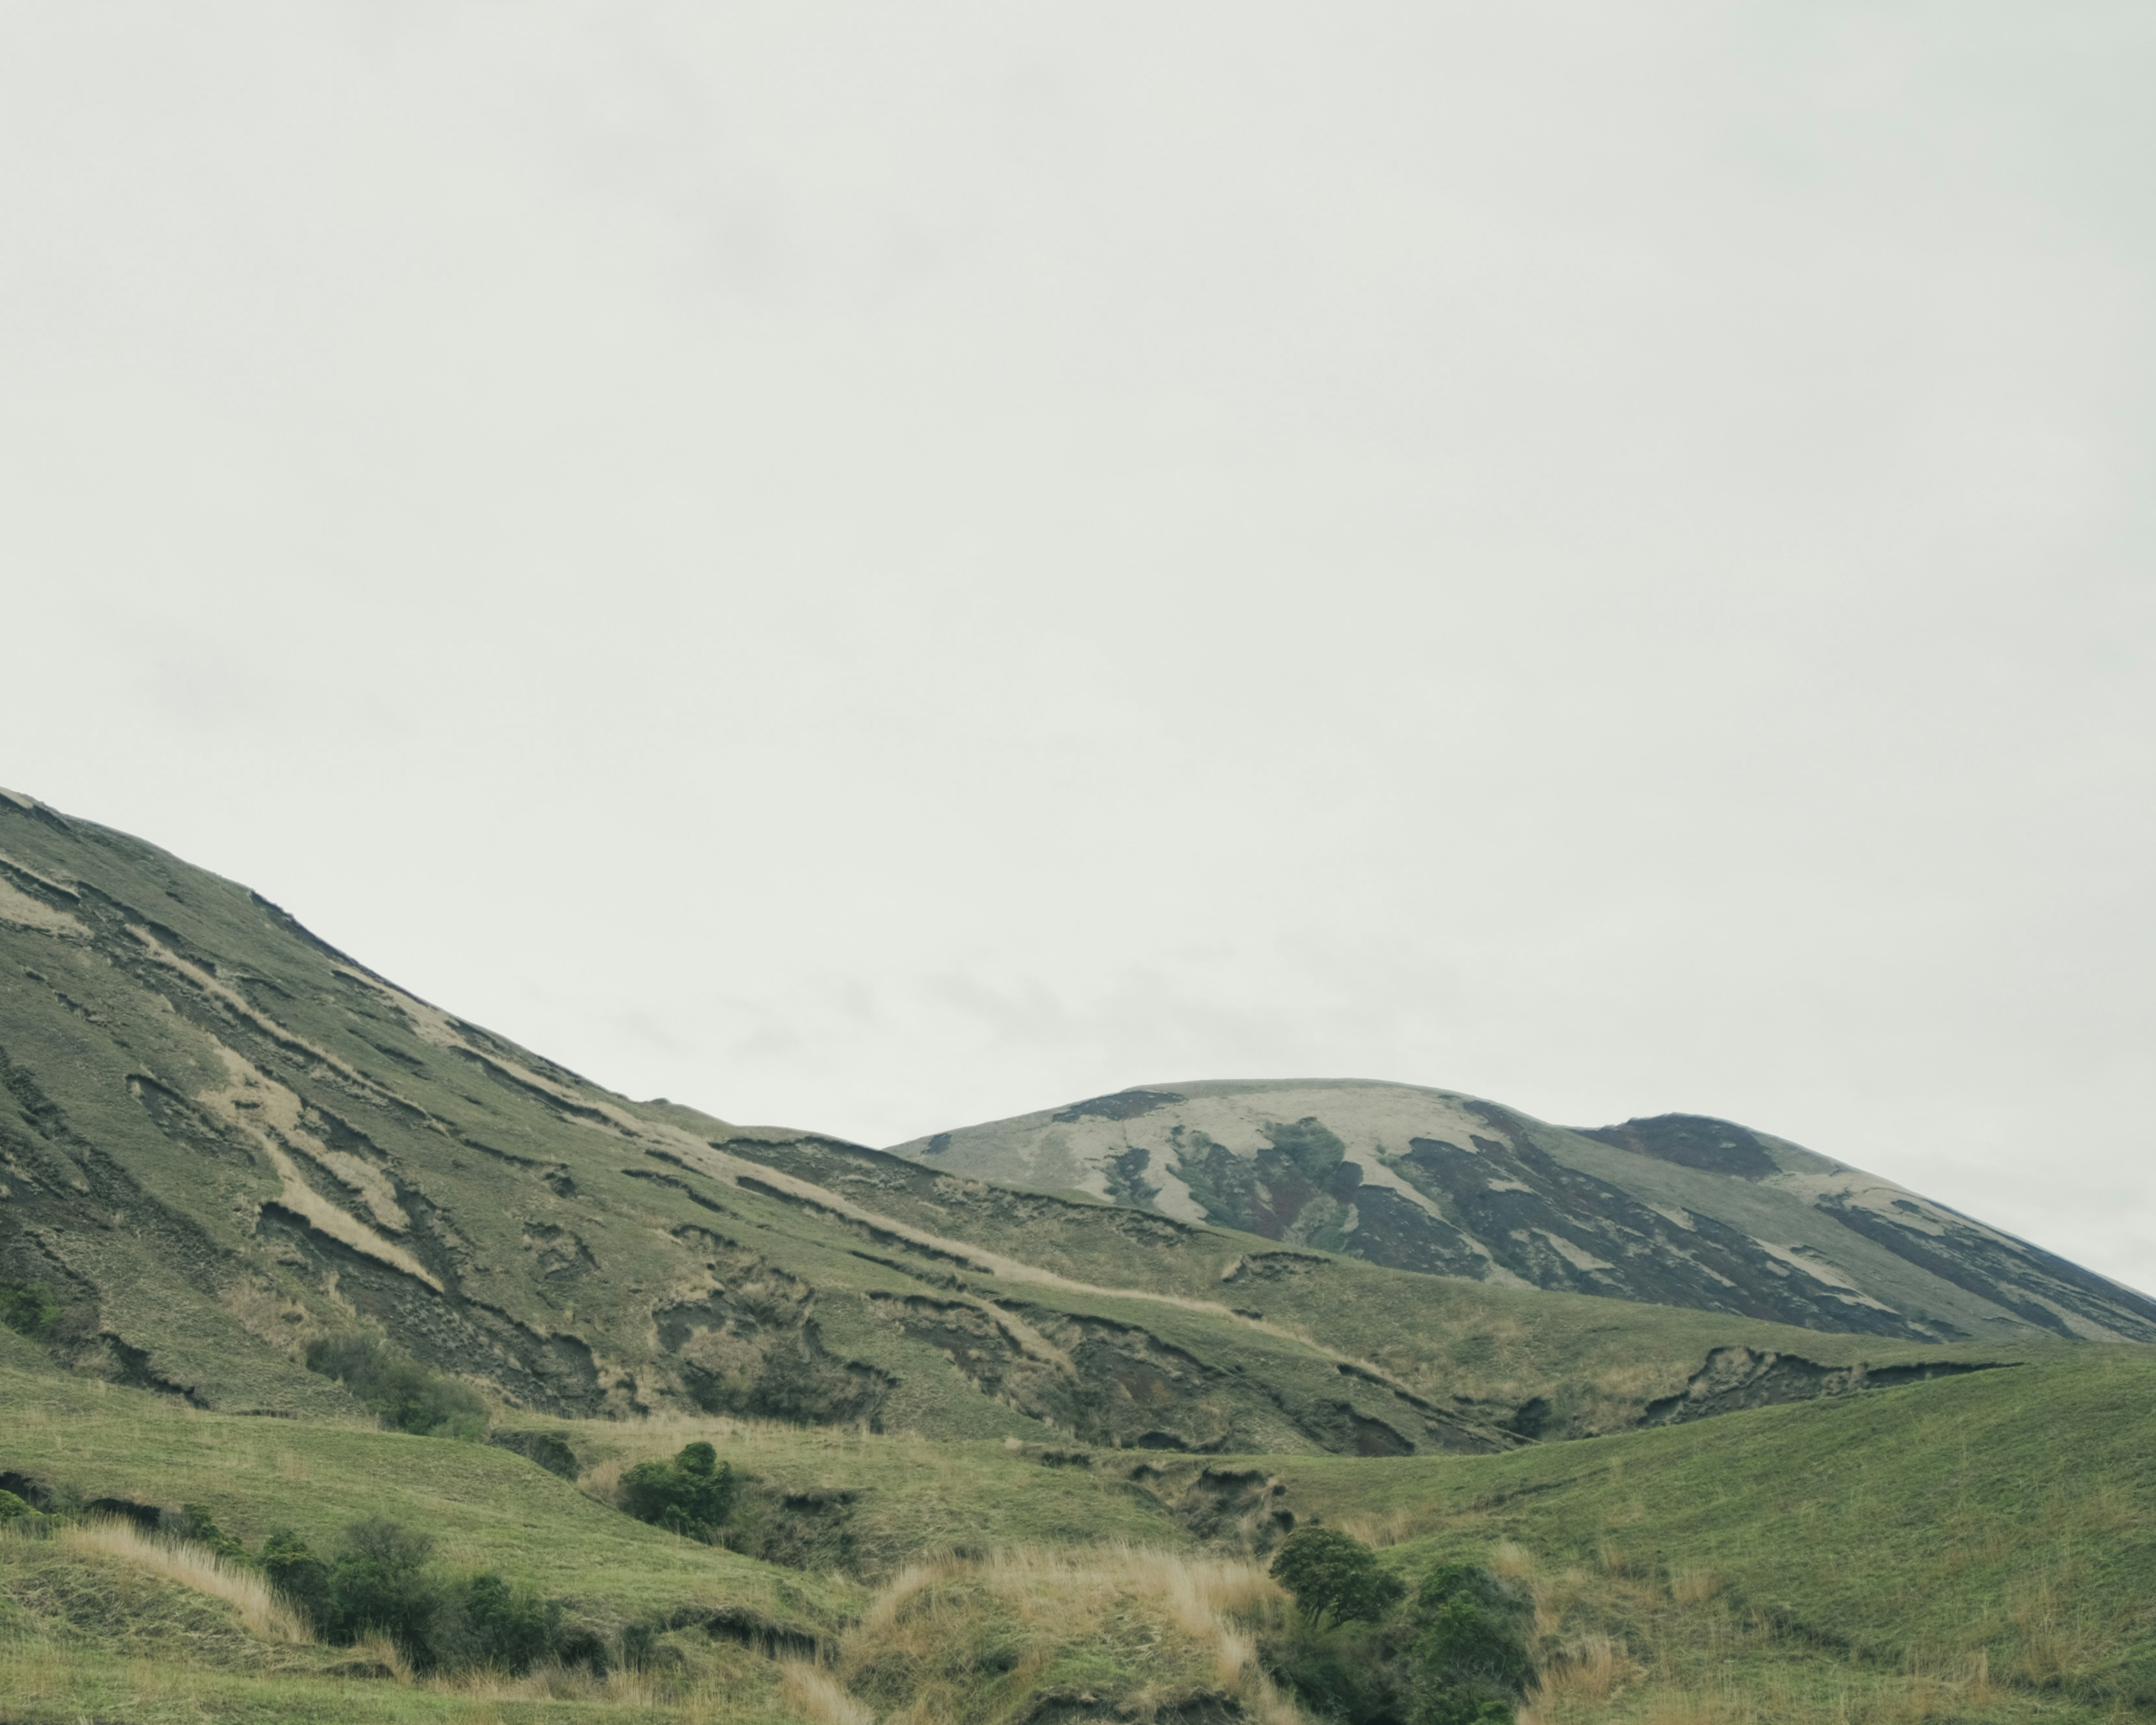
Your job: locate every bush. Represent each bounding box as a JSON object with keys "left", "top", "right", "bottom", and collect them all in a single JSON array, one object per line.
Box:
[
  {"left": 273, "top": 1518, "right": 583, "bottom": 1675},
  {"left": 0, "top": 1278, "right": 60, "bottom": 1339},
  {"left": 168, "top": 1503, "right": 248, "bottom": 1564},
  {"left": 1270, "top": 1527, "right": 1406, "bottom": 1628},
  {"left": 324, "top": 1518, "right": 449, "bottom": 1656},
  {"left": 1260, "top": 1548, "right": 1530, "bottom": 1725},
  {"left": 490, "top": 1428, "right": 580, "bottom": 1480},
  {"left": 1410, "top": 1565, "right": 1533, "bottom": 1724},
  {"left": 456, "top": 1571, "right": 560, "bottom": 1674},
  {"left": 0, "top": 1489, "right": 35, "bottom": 1523},
  {"left": 262, "top": 1528, "right": 333, "bottom": 1628},
  {"left": 1265, "top": 1617, "right": 1400, "bottom": 1725},
  {"left": 305, "top": 1334, "right": 488, "bottom": 1439},
  {"left": 619, "top": 1440, "right": 738, "bottom": 1541}
]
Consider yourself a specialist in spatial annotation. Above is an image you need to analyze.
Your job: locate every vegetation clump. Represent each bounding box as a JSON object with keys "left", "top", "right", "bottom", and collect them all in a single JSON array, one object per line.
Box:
[
  {"left": 619, "top": 1439, "right": 739, "bottom": 1542},
  {"left": 0, "top": 1277, "right": 61, "bottom": 1339},
  {"left": 303, "top": 1334, "right": 488, "bottom": 1439},
  {"left": 1266, "top": 1531, "right": 1531, "bottom": 1725},
  {"left": 1270, "top": 1525, "right": 1407, "bottom": 1627},
  {"left": 263, "top": 1516, "right": 586, "bottom": 1675},
  {"left": 167, "top": 1503, "right": 247, "bottom": 1565},
  {"left": 490, "top": 1426, "right": 581, "bottom": 1479}
]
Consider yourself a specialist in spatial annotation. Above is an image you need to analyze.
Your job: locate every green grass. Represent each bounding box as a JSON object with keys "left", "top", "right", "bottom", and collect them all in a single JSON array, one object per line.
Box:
[
  {"left": 7, "top": 798, "right": 2153, "bottom": 1723},
  {"left": 0, "top": 1637, "right": 781, "bottom": 1725},
  {"left": 1248, "top": 1344, "right": 2156, "bottom": 1721},
  {"left": 0, "top": 1355, "right": 846, "bottom": 1639},
  {"left": 0, "top": 795, "right": 2052, "bottom": 1459},
  {"left": 4, "top": 1345, "right": 2153, "bottom": 1722}
]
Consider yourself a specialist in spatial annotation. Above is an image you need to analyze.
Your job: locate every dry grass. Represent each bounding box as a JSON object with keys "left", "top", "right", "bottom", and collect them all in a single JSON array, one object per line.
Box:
[
  {"left": 783, "top": 1659, "right": 876, "bottom": 1725},
  {"left": 1668, "top": 1566, "right": 1724, "bottom": 1607},
  {"left": 1335, "top": 1506, "right": 1426, "bottom": 1550},
  {"left": 1480, "top": 1539, "right": 2045, "bottom": 1725},
  {"left": 348, "top": 1631, "right": 412, "bottom": 1681},
  {"left": 837, "top": 1543, "right": 1307, "bottom": 1725},
  {"left": 61, "top": 1516, "right": 310, "bottom": 1643},
  {"left": 1490, "top": 1540, "right": 1534, "bottom": 1583},
  {"left": 1529, "top": 1632, "right": 1637, "bottom": 1709},
  {"left": 434, "top": 1660, "right": 668, "bottom": 1704},
  {"left": 1637, "top": 1692, "right": 1742, "bottom": 1725}
]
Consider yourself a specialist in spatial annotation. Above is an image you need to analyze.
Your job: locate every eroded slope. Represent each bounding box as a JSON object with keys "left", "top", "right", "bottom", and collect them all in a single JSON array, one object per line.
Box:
[
  {"left": 0, "top": 791, "right": 2069, "bottom": 1453},
  {"left": 891, "top": 1079, "right": 2156, "bottom": 1343}
]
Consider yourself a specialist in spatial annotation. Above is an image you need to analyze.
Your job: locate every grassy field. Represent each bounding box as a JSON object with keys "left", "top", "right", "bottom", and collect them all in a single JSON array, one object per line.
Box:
[
  {"left": 1247, "top": 1343, "right": 2156, "bottom": 1722},
  {"left": 4, "top": 1340, "right": 2153, "bottom": 1722}
]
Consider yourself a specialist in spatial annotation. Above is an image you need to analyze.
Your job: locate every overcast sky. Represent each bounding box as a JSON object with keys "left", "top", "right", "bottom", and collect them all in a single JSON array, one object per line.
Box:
[{"left": 3, "top": 4, "right": 2151, "bottom": 1292}]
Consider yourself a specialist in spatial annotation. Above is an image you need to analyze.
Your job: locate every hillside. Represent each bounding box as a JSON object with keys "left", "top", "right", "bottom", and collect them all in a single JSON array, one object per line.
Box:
[
  {"left": 0, "top": 788, "right": 2051, "bottom": 1452},
  {"left": 3, "top": 1313, "right": 2151, "bottom": 1722},
  {"left": 890, "top": 1079, "right": 2156, "bottom": 1343},
  {"left": 3, "top": 786, "right": 2152, "bottom": 1724}
]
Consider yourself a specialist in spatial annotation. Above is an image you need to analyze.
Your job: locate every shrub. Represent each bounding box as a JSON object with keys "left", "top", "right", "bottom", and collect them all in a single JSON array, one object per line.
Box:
[
  {"left": 0, "top": 1277, "right": 60, "bottom": 1339},
  {"left": 304, "top": 1334, "right": 488, "bottom": 1439},
  {"left": 1261, "top": 1551, "right": 1529, "bottom": 1725},
  {"left": 1412, "top": 1567, "right": 1532, "bottom": 1709},
  {"left": 169, "top": 1503, "right": 248, "bottom": 1565},
  {"left": 0, "top": 1488, "right": 35, "bottom": 1523},
  {"left": 262, "top": 1528, "right": 333, "bottom": 1628},
  {"left": 457, "top": 1571, "right": 560, "bottom": 1674},
  {"left": 1269, "top": 1527, "right": 1406, "bottom": 1628},
  {"left": 1266, "top": 1617, "right": 1400, "bottom": 1724},
  {"left": 490, "top": 1427, "right": 579, "bottom": 1480},
  {"left": 619, "top": 1440, "right": 739, "bottom": 1541},
  {"left": 554, "top": 1624, "right": 611, "bottom": 1673},
  {"left": 324, "top": 1518, "right": 448, "bottom": 1658},
  {"left": 285, "top": 1517, "right": 583, "bottom": 1674}
]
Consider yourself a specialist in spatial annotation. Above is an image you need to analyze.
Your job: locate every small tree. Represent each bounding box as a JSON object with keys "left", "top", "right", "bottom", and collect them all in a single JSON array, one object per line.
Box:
[{"left": 1269, "top": 1527, "right": 1406, "bottom": 1628}]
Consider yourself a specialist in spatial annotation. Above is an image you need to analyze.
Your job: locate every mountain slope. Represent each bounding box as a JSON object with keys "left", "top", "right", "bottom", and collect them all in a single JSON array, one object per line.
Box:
[
  {"left": 0, "top": 788, "right": 2099, "bottom": 1456},
  {"left": 889, "top": 1078, "right": 2156, "bottom": 1343}
]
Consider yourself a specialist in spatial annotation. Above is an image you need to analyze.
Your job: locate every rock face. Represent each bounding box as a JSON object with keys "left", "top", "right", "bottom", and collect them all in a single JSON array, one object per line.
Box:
[{"left": 890, "top": 1080, "right": 2156, "bottom": 1344}]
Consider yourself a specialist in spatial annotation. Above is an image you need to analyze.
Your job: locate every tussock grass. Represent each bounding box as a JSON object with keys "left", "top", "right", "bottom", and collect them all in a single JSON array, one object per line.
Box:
[
  {"left": 1484, "top": 1529, "right": 2117, "bottom": 1724},
  {"left": 837, "top": 1543, "right": 1307, "bottom": 1725},
  {"left": 782, "top": 1659, "right": 876, "bottom": 1725},
  {"left": 61, "top": 1516, "right": 310, "bottom": 1643}
]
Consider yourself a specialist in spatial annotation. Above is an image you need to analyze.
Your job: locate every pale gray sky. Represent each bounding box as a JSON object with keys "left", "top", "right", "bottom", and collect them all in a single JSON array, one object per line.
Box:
[{"left": 4, "top": 4, "right": 2152, "bottom": 1291}]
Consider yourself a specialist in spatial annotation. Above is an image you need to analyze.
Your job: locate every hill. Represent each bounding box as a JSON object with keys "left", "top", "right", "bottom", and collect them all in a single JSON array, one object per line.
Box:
[
  {"left": 890, "top": 1079, "right": 2156, "bottom": 1343},
  {"left": 0, "top": 788, "right": 2052, "bottom": 1453},
  {"left": 2, "top": 786, "right": 2153, "bottom": 1724},
  {"left": 3, "top": 1311, "right": 2151, "bottom": 1722}
]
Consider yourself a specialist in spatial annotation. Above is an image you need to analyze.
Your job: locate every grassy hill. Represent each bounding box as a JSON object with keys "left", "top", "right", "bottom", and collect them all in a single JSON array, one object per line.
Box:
[
  {"left": 2, "top": 1328, "right": 2149, "bottom": 1722},
  {"left": 3, "top": 787, "right": 2151, "bottom": 1723},
  {"left": 0, "top": 788, "right": 2043, "bottom": 1453}
]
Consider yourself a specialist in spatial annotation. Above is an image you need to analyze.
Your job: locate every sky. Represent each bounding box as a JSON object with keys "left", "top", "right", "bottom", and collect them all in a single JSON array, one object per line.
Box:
[{"left": 2, "top": 4, "right": 2152, "bottom": 1293}]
